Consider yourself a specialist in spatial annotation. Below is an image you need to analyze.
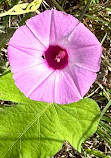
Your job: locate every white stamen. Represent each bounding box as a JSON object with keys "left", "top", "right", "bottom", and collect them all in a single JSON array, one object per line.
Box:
[{"left": 56, "top": 58, "right": 61, "bottom": 62}]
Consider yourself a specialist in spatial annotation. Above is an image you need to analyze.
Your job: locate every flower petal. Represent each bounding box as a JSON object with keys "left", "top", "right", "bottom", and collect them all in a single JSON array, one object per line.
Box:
[
  {"left": 28, "top": 70, "right": 82, "bottom": 104},
  {"left": 49, "top": 9, "right": 79, "bottom": 46},
  {"left": 66, "top": 23, "right": 101, "bottom": 49},
  {"left": 8, "top": 46, "right": 45, "bottom": 73},
  {"left": 26, "top": 10, "right": 52, "bottom": 48},
  {"left": 54, "top": 70, "right": 82, "bottom": 104},
  {"left": 64, "top": 65, "right": 97, "bottom": 97},
  {"left": 9, "top": 25, "right": 46, "bottom": 51},
  {"left": 13, "top": 63, "right": 54, "bottom": 98},
  {"left": 68, "top": 45, "right": 102, "bottom": 72}
]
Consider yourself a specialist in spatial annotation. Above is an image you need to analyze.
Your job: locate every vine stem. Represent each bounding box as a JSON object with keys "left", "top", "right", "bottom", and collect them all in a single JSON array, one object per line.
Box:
[{"left": 101, "top": 100, "right": 111, "bottom": 118}]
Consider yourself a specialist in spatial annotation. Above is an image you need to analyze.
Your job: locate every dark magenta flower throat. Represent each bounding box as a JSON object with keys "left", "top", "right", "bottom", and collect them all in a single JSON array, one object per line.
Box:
[{"left": 44, "top": 45, "right": 68, "bottom": 70}]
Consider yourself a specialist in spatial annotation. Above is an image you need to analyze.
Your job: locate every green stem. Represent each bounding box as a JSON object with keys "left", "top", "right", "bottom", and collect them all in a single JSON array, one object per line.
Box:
[
  {"left": 51, "top": 0, "right": 64, "bottom": 11},
  {"left": 78, "top": 0, "right": 92, "bottom": 21},
  {"left": 101, "top": 32, "right": 107, "bottom": 45},
  {"left": 101, "top": 100, "right": 111, "bottom": 118},
  {"left": 97, "top": 129, "right": 111, "bottom": 146},
  {"left": 84, "top": 148, "right": 110, "bottom": 158},
  {"left": 84, "top": 14, "right": 111, "bottom": 26}
]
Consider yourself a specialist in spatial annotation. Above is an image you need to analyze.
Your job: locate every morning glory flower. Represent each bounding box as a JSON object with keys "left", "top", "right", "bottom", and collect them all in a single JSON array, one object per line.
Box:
[{"left": 8, "top": 9, "right": 102, "bottom": 104}]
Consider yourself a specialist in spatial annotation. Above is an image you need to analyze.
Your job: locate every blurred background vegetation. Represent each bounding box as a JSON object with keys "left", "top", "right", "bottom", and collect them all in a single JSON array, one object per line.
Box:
[{"left": 0, "top": 0, "right": 111, "bottom": 157}]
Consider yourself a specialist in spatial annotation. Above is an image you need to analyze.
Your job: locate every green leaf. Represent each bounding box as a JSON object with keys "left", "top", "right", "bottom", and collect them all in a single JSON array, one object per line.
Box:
[
  {"left": 0, "top": 0, "right": 42, "bottom": 17},
  {"left": 0, "top": 99, "right": 100, "bottom": 158},
  {"left": 0, "top": 69, "right": 31, "bottom": 103},
  {"left": 0, "top": 70, "right": 101, "bottom": 157}
]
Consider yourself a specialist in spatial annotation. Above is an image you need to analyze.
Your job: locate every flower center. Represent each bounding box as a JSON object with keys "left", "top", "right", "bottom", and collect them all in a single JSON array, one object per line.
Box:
[
  {"left": 44, "top": 45, "right": 68, "bottom": 70},
  {"left": 55, "top": 50, "right": 66, "bottom": 63}
]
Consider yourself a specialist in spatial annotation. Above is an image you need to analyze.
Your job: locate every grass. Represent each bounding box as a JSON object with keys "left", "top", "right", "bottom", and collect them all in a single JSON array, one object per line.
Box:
[{"left": 0, "top": 0, "right": 111, "bottom": 157}]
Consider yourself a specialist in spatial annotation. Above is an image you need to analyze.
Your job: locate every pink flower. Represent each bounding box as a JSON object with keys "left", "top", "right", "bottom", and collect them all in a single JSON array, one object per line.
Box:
[{"left": 8, "top": 9, "right": 102, "bottom": 104}]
